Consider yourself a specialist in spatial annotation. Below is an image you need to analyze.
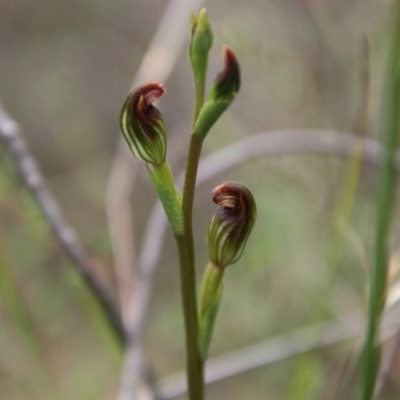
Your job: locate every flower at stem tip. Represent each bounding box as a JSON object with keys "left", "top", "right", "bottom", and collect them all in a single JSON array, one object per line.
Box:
[
  {"left": 120, "top": 82, "right": 167, "bottom": 165},
  {"left": 207, "top": 182, "right": 256, "bottom": 269},
  {"left": 208, "top": 45, "right": 240, "bottom": 102},
  {"left": 194, "top": 46, "right": 241, "bottom": 138}
]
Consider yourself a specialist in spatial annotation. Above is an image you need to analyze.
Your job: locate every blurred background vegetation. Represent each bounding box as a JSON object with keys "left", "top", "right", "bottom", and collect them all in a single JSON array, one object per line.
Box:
[{"left": 0, "top": 0, "right": 399, "bottom": 399}]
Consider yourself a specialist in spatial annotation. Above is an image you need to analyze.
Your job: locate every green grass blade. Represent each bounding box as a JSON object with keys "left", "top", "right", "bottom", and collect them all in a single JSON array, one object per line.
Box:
[{"left": 361, "top": 3, "right": 400, "bottom": 399}]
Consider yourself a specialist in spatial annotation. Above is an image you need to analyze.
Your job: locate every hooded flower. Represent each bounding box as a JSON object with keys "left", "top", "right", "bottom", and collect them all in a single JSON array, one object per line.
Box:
[
  {"left": 207, "top": 182, "right": 256, "bottom": 268},
  {"left": 193, "top": 46, "right": 241, "bottom": 138},
  {"left": 120, "top": 82, "right": 167, "bottom": 165}
]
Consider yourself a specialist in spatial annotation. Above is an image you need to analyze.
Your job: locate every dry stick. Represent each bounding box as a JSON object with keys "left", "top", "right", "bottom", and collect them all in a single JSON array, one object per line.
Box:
[
  {"left": 159, "top": 311, "right": 400, "bottom": 399},
  {"left": 0, "top": 101, "right": 124, "bottom": 342},
  {"left": 121, "top": 129, "right": 398, "bottom": 398},
  {"left": 111, "top": 0, "right": 206, "bottom": 399}
]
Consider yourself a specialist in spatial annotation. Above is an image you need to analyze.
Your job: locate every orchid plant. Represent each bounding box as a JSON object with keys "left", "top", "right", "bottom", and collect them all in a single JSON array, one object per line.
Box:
[{"left": 119, "top": 8, "right": 256, "bottom": 400}]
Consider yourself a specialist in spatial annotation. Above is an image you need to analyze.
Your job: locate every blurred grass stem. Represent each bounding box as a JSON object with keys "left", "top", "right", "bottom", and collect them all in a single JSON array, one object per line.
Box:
[
  {"left": 361, "top": 3, "right": 400, "bottom": 399},
  {"left": 326, "top": 37, "right": 369, "bottom": 298}
]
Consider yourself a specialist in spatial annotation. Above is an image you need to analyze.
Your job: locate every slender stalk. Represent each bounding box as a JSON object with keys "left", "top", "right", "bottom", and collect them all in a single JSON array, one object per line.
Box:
[
  {"left": 193, "top": 86, "right": 205, "bottom": 125},
  {"left": 361, "top": 3, "right": 400, "bottom": 399},
  {"left": 152, "top": 157, "right": 204, "bottom": 398},
  {"left": 174, "top": 234, "right": 204, "bottom": 400},
  {"left": 179, "top": 134, "right": 205, "bottom": 399},
  {"left": 177, "top": 54, "right": 208, "bottom": 398},
  {"left": 151, "top": 161, "right": 204, "bottom": 398},
  {"left": 328, "top": 37, "right": 369, "bottom": 275},
  {"left": 182, "top": 134, "right": 204, "bottom": 265}
]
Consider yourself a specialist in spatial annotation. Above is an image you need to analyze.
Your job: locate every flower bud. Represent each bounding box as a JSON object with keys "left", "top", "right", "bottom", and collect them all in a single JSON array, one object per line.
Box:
[
  {"left": 120, "top": 82, "right": 167, "bottom": 165},
  {"left": 189, "top": 9, "right": 213, "bottom": 91},
  {"left": 207, "top": 182, "right": 256, "bottom": 268},
  {"left": 208, "top": 45, "right": 241, "bottom": 101},
  {"left": 193, "top": 46, "right": 241, "bottom": 138}
]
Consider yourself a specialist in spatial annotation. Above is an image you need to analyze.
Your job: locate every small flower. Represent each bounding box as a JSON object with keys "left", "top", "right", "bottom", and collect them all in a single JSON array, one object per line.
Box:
[
  {"left": 208, "top": 45, "right": 240, "bottom": 102},
  {"left": 194, "top": 46, "right": 241, "bottom": 138},
  {"left": 120, "top": 82, "right": 167, "bottom": 165},
  {"left": 207, "top": 182, "right": 256, "bottom": 268}
]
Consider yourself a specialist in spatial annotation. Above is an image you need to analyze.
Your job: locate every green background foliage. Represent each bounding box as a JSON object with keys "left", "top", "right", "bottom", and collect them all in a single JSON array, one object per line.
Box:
[{"left": 0, "top": 0, "right": 399, "bottom": 399}]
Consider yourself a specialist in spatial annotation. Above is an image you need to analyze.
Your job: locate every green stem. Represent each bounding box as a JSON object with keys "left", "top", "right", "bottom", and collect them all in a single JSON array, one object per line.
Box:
[
  {"left": 151, "top": 158, "right": 204, "bottom": 398},
  {"left": 149, "top": 167, "right": 203, "bottom": 397},
  {"left": 182, "top": 134, "right": 204, "bottom": 269},
  {"left": 176, "top": 29, "right": 209, "bottom": 396},
  {"left": 361, "top": 3, "right": 400, "bottom": 399},
  {"left": 150, "top": 161, "right": 184, "bottom": 236},
  {"left": 175, "top": 91, "right": 207, "bottom": 400},
  {"left": 153, "top": 161, "right": 175, "bottom": 189},
  {"left": 178, "top": 135, "right": 205, "bottom": 399},
  {"left": 174, "top": 234, "right": 204, "bottom": 400},
  {"left": 327, "top": 137, "right": 365, "bottom": 275},
  {"left": 328, "top": 38, "right": 369, "bottom": 277},
  {"left": 193, "top": 82, "right": 205, "bottom": 125}
]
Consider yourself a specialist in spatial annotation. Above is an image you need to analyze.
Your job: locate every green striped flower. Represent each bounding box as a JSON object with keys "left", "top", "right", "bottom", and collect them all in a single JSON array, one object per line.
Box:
[
  {"left": 120, "top": 82, "right": 167, "bottom": 165},
  {"left": 207, "top": 182, "right": 256, "bottom": 268}
]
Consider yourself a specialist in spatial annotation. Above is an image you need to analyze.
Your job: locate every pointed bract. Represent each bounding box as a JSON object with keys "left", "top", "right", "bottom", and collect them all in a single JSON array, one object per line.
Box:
[{"left": 120, "top": 82, "right": 167, "bottom": 165}]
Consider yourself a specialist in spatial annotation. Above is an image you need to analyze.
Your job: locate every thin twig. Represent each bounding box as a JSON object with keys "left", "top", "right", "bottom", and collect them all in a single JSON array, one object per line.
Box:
[
  {"left": 0, "top": 100, "right": 124, "bottom": 342},
  {"left": 122, "top": 128, "right": 397, "bottom": 400},
  {"left": 158, "top": 310, "right": 400, "bottom": 399}
]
